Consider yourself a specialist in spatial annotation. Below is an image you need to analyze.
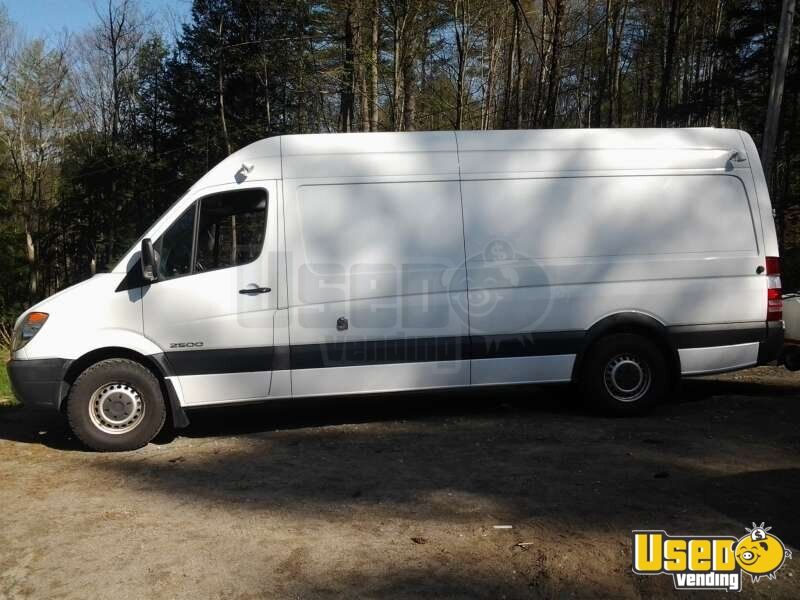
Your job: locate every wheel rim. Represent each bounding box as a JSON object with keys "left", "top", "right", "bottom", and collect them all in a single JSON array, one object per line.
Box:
[
  {"left": 88, "top": 382, "right": 146, "bottom": 435},
  {"left": 603, "top": 354, "right": 652, "bottom": 403}
]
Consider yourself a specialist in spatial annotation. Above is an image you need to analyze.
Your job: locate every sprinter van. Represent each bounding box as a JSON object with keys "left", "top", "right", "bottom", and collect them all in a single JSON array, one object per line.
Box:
[{"left": 7, "top": 129, "right": 784, "bottom": 451}]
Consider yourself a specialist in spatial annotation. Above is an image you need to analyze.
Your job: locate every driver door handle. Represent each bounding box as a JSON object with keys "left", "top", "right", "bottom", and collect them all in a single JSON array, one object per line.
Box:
[{"left": 239, "top": 286, "right": 271, "bottom": 295}]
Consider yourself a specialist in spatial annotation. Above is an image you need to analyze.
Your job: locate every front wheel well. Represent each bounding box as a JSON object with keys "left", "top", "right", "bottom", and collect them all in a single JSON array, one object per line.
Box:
[
  {"left": 65, "top": 348, "right": 166, "bottom": 386},
  {"left": 62, "top": 347, "right": 188, "bottom": 430},
  {"left": 572, "top": 316, "right": 681, "bottom": 383},
  {"left": 62, "top": 348, "right": 168, "bottom": 412}
]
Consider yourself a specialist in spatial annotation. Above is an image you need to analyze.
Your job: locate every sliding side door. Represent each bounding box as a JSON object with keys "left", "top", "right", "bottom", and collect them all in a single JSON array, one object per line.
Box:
[{"left": 284, "top": 179, "right": 470, "bottom": 396}]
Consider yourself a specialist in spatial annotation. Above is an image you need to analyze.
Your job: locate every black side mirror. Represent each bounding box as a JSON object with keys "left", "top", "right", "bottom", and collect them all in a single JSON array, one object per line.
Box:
[{"left": 141, "top": 238, "right": 157, "bottom": 282}]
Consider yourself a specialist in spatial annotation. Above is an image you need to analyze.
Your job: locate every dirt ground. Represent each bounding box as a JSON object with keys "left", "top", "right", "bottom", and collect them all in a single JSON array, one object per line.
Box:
[{"left": 1, "top": 367, "right": 799, "bottom": 599}]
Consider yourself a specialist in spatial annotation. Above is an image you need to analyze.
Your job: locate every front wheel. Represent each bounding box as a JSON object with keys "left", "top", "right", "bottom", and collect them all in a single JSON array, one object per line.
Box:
[
  {"left": 578, "top": 333, "right": 670, "bottom": 416},
  {"left": 66, "top": 358, "right": 167, "bottom": 451}
]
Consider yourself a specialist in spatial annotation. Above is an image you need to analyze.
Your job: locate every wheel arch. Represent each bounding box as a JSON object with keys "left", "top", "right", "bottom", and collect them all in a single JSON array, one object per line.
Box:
[
  {"left": 62, "top": 347, "right": 188, "bottom": 428},
  {"left": 64, "top": 347, "right": 168, "bottom": 388},
  {"left": 571, "top": 312, "right": 681, "bottom": 382}
]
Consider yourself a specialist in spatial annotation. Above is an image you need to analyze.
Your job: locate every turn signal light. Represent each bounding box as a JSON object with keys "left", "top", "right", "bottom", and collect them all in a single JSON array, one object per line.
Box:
[{"left": 12, "top": 312, "right": 49, "bottom": 352}]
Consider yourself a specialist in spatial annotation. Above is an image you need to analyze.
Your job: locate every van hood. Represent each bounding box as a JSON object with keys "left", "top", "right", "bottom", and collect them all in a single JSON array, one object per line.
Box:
[{"left": 17, "top": 274, "right": 123, "bottom": 328}]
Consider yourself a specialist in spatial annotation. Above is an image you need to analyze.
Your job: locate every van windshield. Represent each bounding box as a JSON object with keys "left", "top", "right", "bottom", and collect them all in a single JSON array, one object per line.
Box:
[{"left": 112, "top": 190, "right": 190, "bottom": 272}]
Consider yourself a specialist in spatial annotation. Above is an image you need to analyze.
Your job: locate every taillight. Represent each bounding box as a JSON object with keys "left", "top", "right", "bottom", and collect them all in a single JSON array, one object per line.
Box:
[{"left": 766, "top": 256, "right": 782, "bottom": 322}]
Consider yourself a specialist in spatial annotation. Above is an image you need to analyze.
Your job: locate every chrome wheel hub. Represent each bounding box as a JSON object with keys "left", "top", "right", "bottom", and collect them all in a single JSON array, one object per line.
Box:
[
  {"left": 89, "top": 383, "right": 145, "bottom": 435},
  {"left": 604, "top": 354, "right": 651, "bottom": 402}
]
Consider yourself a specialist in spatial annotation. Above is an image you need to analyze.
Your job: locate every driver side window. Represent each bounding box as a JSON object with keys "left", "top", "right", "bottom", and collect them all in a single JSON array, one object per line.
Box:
[
  {"left": 195, "top": 189, "right": 268, "bottom": 273},
  {"left": 154, "top": 188, "right": 268, "bottom": 281}
]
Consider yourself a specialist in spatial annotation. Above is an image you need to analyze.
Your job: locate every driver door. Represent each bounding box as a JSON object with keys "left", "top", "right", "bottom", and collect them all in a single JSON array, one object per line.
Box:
[{"left": 142, "top": 182, "right": 278, "bottom": 406}]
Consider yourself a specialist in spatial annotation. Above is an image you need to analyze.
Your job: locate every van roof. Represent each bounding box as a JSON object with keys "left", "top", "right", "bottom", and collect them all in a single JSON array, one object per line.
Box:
[{"left": 191, "top": 128, "right": 751, "bottom": 189}]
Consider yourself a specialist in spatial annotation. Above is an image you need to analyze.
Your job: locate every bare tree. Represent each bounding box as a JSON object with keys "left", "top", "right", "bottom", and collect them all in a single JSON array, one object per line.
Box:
[
  {"left": 542, "top": 0, "right": 565, "bottom": 127},
  {"left": 502, "top": 0, "right": 519, "bottom": 128},
  {"left": 656, "top": 0, "right": 682, "bottom": 126},
  {"left": 369, "top": 0, "right": 380, "bottom": 130},
  {"left": 357, "top": 0, "right": 370, "bottom": 131},
  {"left": 389, "top": 0, "right": 409, "bottom": 129},
  {"left": 762, "top": 0, "right": 796, "bottom": 181},
  {"left": 72, "top": 0, "right": 145, "bottom": 142},
  {"left": 386, "top": 0, "right": 428, "bottom": 131},
  {"left": 217, "top": 13, "right": 231, "bottom": 155},
  {"left": 480, "top": 2, "right": 508, "bottom": 129},
  {"left": 451, "top": 0, "right": 488, "bottom": 130},
  {"left": 452, "top": 0, "right": 469, "bottom": 129},
  {"left": 0, "top": 6, "right": 16, "bottom": 93},
  {"left": 91, "top": 0, "right": 145, "bottom": 143},
  {"left": 0, "top": 40, "right": 73, "bottom": 301}
]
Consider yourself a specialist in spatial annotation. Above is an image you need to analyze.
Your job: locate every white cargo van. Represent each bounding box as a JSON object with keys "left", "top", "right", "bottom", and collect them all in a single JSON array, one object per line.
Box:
[{"left": 7, "top": 129, "right": 784, "bottom": 451}]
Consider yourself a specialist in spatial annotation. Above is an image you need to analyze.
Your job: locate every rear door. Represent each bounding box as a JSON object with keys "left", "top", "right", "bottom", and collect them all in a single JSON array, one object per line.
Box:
[{"left": 143, "top": 182, "right": 278, "bottom": 406}]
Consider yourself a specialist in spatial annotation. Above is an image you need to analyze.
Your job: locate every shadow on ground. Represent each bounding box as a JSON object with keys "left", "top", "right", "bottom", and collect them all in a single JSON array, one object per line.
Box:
[
  {"left": 0, "top": 382, "right": 582, "bottom": 450},
  {"left": 2, "top": 371, "right": 799, "bottom": 598},
  {"left": 6, "top": 376, "right": 795, "bottom": 535}
]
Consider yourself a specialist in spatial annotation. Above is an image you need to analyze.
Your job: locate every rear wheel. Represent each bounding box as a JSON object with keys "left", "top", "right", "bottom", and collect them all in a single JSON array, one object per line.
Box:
[
  {"left": 578, "top": 333, "right": 670, "bottom": 416},
  {"left": 66, "top": 358, "right": 166, "bottom": 451}
]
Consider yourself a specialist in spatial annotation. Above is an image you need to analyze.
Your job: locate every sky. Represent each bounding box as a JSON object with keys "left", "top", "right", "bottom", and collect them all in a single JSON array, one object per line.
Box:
[{"left": 4, "top": 0, "right": 191, "bottom": 40}]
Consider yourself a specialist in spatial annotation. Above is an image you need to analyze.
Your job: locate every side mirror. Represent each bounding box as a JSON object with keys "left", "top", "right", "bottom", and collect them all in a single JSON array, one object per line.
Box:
[{"left": 141, "top": 238, "right": 157, "bottom": 282}]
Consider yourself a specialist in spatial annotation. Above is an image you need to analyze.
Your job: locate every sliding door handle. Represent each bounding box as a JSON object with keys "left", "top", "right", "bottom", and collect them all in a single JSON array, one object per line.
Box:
[{"left": 239, "top": 286, "right": 271, "bottom": 295}]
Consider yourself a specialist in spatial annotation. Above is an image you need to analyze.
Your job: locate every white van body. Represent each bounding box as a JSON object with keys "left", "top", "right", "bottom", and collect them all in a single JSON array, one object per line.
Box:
[{"left": 7, "top": 128, "right": 784, "bottom": 449}]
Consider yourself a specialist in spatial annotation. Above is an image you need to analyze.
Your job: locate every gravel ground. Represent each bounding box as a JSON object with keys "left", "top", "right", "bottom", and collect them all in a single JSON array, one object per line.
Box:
[{"left": 1, "top": 367, "right": 799, "bottom": 599}]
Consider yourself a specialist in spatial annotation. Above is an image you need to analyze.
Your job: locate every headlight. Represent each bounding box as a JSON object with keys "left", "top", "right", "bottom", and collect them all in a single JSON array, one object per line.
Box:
[{"left": 12, "top": 312, "right": 49, "bottom": 351}]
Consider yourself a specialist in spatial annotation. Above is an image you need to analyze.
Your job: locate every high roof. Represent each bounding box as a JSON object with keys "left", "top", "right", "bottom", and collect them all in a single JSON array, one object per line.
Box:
[{"left": 190, "top": 128, "right": 752, "bottom": 189}]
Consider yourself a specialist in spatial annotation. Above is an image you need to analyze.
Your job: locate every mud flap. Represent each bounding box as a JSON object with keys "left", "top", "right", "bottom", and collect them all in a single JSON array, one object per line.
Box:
[{"left": 164, "top": 378, "right": 190, "bottom": 429}]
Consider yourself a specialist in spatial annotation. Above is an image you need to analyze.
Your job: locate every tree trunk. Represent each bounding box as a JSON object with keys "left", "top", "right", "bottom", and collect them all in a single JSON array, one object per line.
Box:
[
  {"left": 503, "top": 5, "right": 518, "bottom": 128},
  {"left": 656, "top": 0, "right": 681, "bottom": 126},
  {"left": 609, "top": 0, "right": 629, "bottom": 127},
  {"left": 369, "top": 0, "right": 380, "bottom": 131},
  {"left": 482, "top": 10, "right": 502, "bottom": 130},
  {"left": 263, "top": 59, "right": 272, "bottom": 136},
  {"left": 401, "top": 14, "right": 420, "bottom": 132},
  {"left": 608, "top": 0, "right": 628, "bottom": 127},
  {"left": 453, "top": 0, "right": 468, "bottom": 130},
  {"left": 533, "top": 0, "right": 551, "bottom": 126},
  {"left": 543, "top": 0, "right": 564, "bottom": 128},
  {"left": 392, "top": 7, "right": 405, "bottom": 130},
  {"left": 340, "top": 3, "right": 356, "bottom": 132},
  {"left": 762, "top": 0, "right": 796, "bottom": 181},
  {"left": 218, "top": 15, "right": 232, "bottom": 155},
  {"left": 515, "top": 10, "right": 523, "bottom": 128},
  {"left": 108, "top": 1, "right": 120, "bottom": 144},
  {"left": 25, "top": 227, "right": 37, "bottom": 302},
  {"left": 356, "top": 0, "right": 369, "bottom": 131},
  {"left": 593, "top": 0, "right": 611, "bottom": 126}
]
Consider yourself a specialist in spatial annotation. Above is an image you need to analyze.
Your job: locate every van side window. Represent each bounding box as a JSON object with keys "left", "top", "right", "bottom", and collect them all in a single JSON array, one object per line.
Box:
[
  {"left": 195, "top": 189, "right": 267, "bottom": 273},
  {"left": 155, "top": 204, "right": 195, "bottom": 280}
]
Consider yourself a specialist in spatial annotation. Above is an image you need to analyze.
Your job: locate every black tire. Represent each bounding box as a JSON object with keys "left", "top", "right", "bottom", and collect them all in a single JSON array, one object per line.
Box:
[
  {"left": 66, "top": 358, "right": 166, "bottom": 451},
  {"left": 578, "top": 333, "right": 670, "bottom": 416}
]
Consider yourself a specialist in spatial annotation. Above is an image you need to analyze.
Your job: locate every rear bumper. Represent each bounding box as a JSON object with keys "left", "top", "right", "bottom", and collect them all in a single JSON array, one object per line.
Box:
[
  {"left": 6, "top": 358, "right": 71, "bottom": 411},
  {"left": 757, "top": 321, "right": 785, "bottom": 365}
]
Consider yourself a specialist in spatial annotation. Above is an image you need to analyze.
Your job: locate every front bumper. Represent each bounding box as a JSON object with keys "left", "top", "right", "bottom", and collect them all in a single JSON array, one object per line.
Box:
[
  {"left": 6, "top": 358, "right": 71, "bottom": 411},
  {"left": 757, "top": 321, "right": 785, "bottom": 365}
]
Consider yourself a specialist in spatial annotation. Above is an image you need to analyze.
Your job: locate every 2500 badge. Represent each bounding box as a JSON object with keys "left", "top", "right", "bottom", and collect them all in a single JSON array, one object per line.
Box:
[{"left": 169, "top": 342, "right": 204, "bottom": 349}]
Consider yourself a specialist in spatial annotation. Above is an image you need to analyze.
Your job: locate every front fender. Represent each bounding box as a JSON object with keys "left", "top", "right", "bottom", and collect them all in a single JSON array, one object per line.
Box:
[{"left": 67, "top": 329, "right": 165, "bottom": 360}]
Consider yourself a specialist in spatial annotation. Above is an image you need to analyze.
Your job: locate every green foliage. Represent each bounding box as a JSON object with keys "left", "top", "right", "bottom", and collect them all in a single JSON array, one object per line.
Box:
[
  {"left": 0, "top": 157, "right": 26, "bottom": 323},
  {"left": 0, "top": 325, "right": 15, "bottom": 406},
  {"left": 0, "top": 368, "right": 14, "bottom": 406},
  {"left": 0, "top": 0, "right": 798, "bottom": 318}
]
